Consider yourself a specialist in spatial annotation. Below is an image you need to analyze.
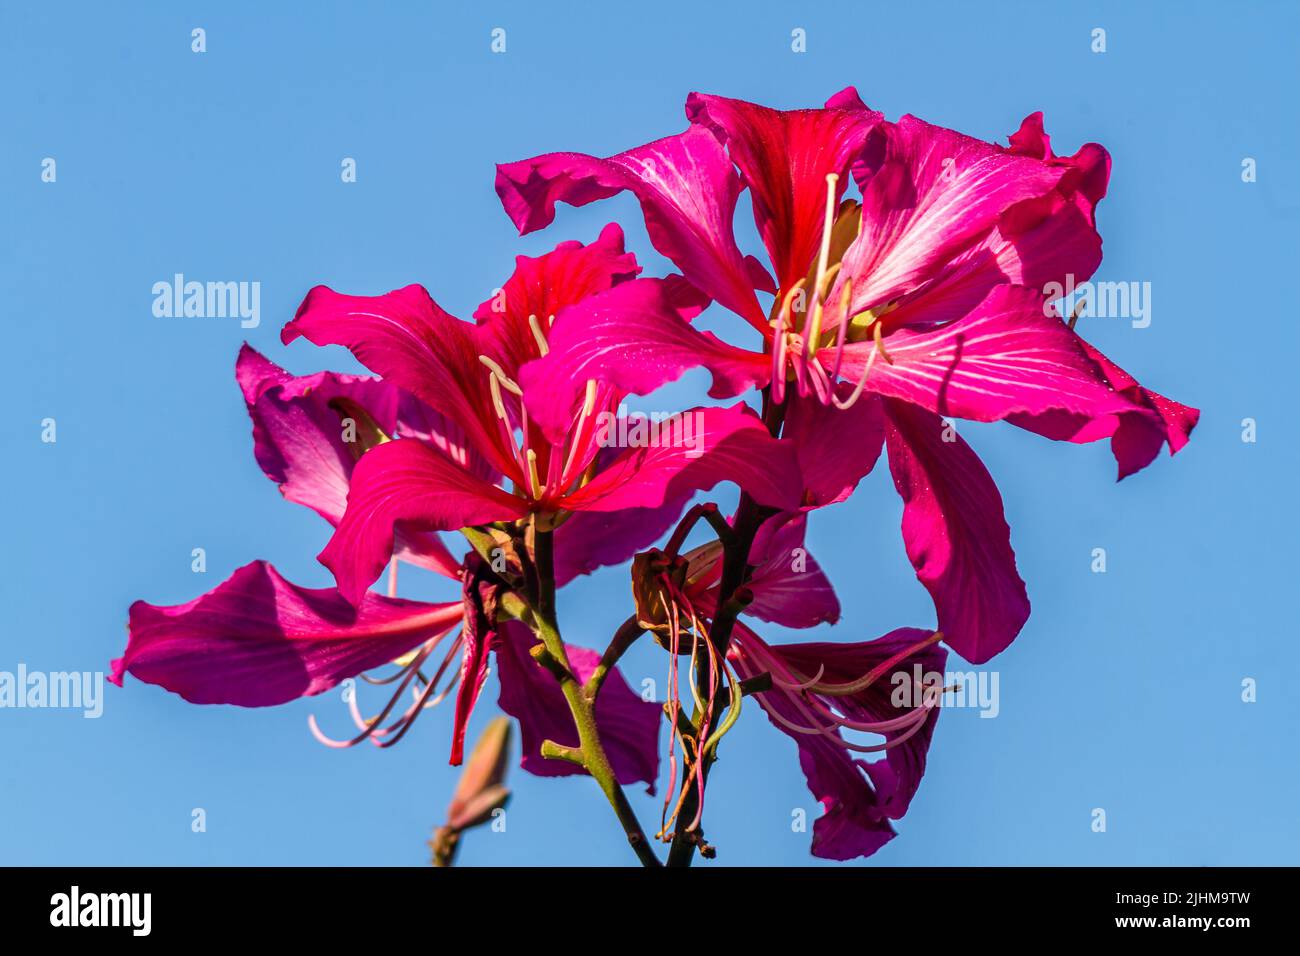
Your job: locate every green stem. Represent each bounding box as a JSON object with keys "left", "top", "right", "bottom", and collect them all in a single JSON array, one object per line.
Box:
[
  {"left": 584, "top": 615, "right": 644, "bottom": 701},
  {"left": 528, "top": 525, "right": 662, "bottom": 868}
]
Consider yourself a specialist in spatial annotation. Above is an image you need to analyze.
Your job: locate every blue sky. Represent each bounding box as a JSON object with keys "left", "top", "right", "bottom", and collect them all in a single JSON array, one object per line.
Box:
[{"left": 2, "top": 0, "right": 1296, "bottom": 866}]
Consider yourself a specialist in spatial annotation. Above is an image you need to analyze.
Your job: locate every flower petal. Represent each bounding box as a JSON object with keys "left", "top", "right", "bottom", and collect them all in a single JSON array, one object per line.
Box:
[
  {"left": 730, "top": 623, "right": 895, "bottom": 861},
  {"left": 563, "top": 403, "right": 801, "bottom": 514},
  {"left": 236, "top": 345, "right": 465, "bottom": 578},
  {"left": 450, "top": 556, "right": 500, "bottom": 765},
  {"left": 882, "top": 398, "right": 1029, "bottom": 663},
  {"left": 828, "top": 284, "right": 1142, "bottom": 426},
  {"left": 320, "top": 439, "right": 527, "bottom": 605},
  {"left": 783, "top": 387, "right": 886, "bottom": 507},
  {"left": 496, "top": 125, "right": 768, "bottom": 328},
  {"left": 111, "top": 561, "right": 461, "bottom": 706},
  {"left": 494, "top": 622, "right": 661, "bottom": 791},
  {"left": 471, "top": 222, "right": 641, "bottom": 380},
  {"left": 744, "top": 512, "right": 841, "bottom": 628},
  {"left": 553, "top": 493, "right": 694, "bottom": 587},
  {"left": 767, "top": 629, "right": 948, "bottom": 819},
  {"left": 833, "top": 115, "right": 1065, "bottom": 317},
  {"left": 686, "top": 92, "right": 882, "bottom": 291},
  {"left": 518, "top": 276, "right": 768, "bottom": 440},
  {"left": 1008, "top": 336, "right": 1200, "bottom": 479},
  {"left": 283, "top": 284, "right": 520, "bottom": 479}
]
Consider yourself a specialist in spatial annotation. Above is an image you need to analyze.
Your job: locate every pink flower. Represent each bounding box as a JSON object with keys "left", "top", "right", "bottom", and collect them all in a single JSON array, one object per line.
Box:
[
  {"left": 644, "top": 512, "right": 946, "bottom": 860},
  {"left": 495, "top": 90, "right": 1198, "bottom": 663},
  {"left": 112, "top": 345, "right": 662, "bottom": 785},
  {"left": 281, "top": 224, "right": 802, "bottom": 607}
]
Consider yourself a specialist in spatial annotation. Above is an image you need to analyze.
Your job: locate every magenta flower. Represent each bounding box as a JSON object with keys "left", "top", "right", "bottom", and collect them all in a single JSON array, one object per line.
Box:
[
  {"left": 496, "top": 89, "right": 1198, "bottom": 663},
  {"left": 115, "top": 88, "right": 1200, "bottom": 867},
  {"left": 281, "top": 224, "right": 801, "bottom": 607},
  {"left": 112, "top": 342, "right": 662, "bottom": 784},
  {"left": 636, "top": 511, "right": 944, "bottom": 860}
]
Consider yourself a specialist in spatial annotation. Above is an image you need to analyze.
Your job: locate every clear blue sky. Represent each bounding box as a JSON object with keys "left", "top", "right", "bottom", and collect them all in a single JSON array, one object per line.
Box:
[{"left": 2, "top": 0, "right": 1296, "bottom": 866}]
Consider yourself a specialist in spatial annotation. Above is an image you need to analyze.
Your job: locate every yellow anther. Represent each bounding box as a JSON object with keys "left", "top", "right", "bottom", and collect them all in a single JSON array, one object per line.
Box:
[
  {"left": 772, "top": 279, "right": 807, "bottom": 330},
  {"left": 477, "top": 355, "right": 523, "bottom": 395},
  {"left": 838, "top": 276, "right": 854, "bottom": 314},
  {"left": 525, "top": 448, "right": 545, "bottom": 498},
  {"left": 528, "top": 313, "right": 550, "bottom": 356},
  {"left": 873, "top": 320, "right": 895, "bottom": 365},
  {"left": 582, "top": 378, "right": 598, "bottom": 417},
  {"left": 815, "top": 262, "right": 843, "bottom": 304},
  {"left": 487, "top": 373, "right": 509, "bottom": 422}
]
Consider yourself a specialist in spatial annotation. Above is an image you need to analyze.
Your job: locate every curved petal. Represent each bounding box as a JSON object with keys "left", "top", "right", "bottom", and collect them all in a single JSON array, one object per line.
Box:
[
  {"left": 235, "top": 345, "right": 465, "bottom": 579},
  {"left": 562, "top": 403, "right": 801, "bottom": 514},
  {"left": 450, "top": 555, "right": 500, "bottom": 765},
  {"left": 764, "top": 628, "right": 948, "bottom": 819},
  {"left": 828, "top": 284, "right": 1143, "bottom": 425},
  {"left": 686, "top": 91, "right": 882, "bottom": 291},
  {"left": 730, "top": 623, "right": 895, "bottom": 861},
  {"left": 553, "top": 494, "right": 693, "bottom": 587},
  {"left": 236, "top": 344, "right": 394, "bottom": 525},
  {"left": 282, "top": 284, "right": 520, "bottom": 479},
  {"left": 1009, "top": 336, "right": 1200, "bottom": 479},
  {"left": 320, "top": 439, "right": 528, "bottom": 605},
  {"left": 831, "top": 115, "right": 1065, "bottom": 318},
  {"left": 518, "top": 277, "right": 768, "bottom": 440},
  {"left": 111, "top": 562, "right": 461, "bottom": 706},
  {"left": 471, "top": 222, "right": 641, "bottom": 381},
  {"left": 496, "top": 125, "right": 768, "bottom": 328},
  {"left": 494, "top": 622, "right": 661, "bottom": 791},
  {"left": 882, "top": 398, "right": 1029, "bottom": 664},
  {"left": 744, "top": 512, "right": 841, "bottom": 628}
]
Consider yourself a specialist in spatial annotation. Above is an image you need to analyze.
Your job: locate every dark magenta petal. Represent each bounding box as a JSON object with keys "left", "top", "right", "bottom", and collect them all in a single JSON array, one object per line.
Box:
[
  {"left": 744, "top": 512, "right": 841, "bottom": 628},
  {"left": 235, "top": 345, "right": 465, "bottom": 579},
  {"left": 731, "top": 623, "right": 895, "bottom": 861},
  {"left": 494, "top": 622, "right": 661, "bottom": 791},
  {"left": 553, "top": 493, "right": 693, "bottom": 587},
  {"left": 563, "top": 403, "right": 802, "bottom": 515},
  {"left": 784, "top": 387, "right": 886, "bottom": 507},
  {"left": 764, "top": 628, "right": 948, "bottom": 820},
  {"left": 518, "top": 276, "right": 767, "bottom": 440},
  {"left": 450, "top": 557, "right": 500, "bottom": 766},
  {"left": 237, "top": 344, "right": 394, "bottom": 525},
  {"left": 320, "top": 439, "right": 528, "bottom": 605},
  {"left": 496, "top": 125, "right": 768, "bottom": 328},
  {"left": 111, "top": 562, "right": 461, "bottom": 706},
  {"left": 882, "top": 399, "right": 1030, "bottom": 664},
  {"left": 686, "top": 91, "right": 882, "bottom": 291}
]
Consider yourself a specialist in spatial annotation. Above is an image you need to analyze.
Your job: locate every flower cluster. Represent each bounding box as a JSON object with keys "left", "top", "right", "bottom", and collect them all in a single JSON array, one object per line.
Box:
[{"left": 113, "top": 88, "right": 1197, "bottom": 865}]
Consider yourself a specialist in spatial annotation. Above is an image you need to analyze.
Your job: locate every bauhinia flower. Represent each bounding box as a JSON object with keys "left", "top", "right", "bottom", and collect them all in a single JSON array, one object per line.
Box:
[
  {"left": 111, "top": 342, "right": 662, "bottom": 785},
  {"left": 281, "top": 223, "right": 802, "bottom": 607},
  {"left": 495, "top": 89, "right": 1199, "bottom": 663},
  {"left": 114, "top": 86, "right": 1200, "bottom": 868},
  {"left": 632, "top": 510, "right": 945, "bottom": 860}
]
